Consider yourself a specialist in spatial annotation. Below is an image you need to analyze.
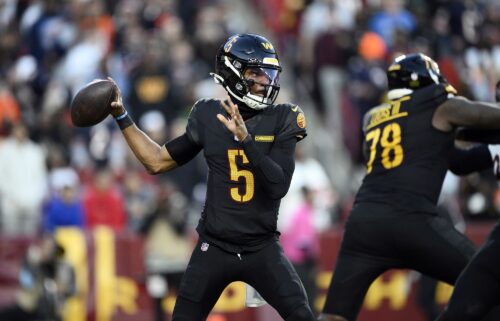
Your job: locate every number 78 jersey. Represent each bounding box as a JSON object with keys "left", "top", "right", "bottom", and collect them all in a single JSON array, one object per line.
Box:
[{"left": 355, "top": 84, "right": 457, "bottom": 212}]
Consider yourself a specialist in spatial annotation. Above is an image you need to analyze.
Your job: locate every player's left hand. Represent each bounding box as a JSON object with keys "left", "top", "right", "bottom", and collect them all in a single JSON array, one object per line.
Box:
[
  {"left": 107, "top": 77, "right": 125, "bottom": 118},
  {"left": 217, "top": 98, "right": 249, "bottom": 142}
]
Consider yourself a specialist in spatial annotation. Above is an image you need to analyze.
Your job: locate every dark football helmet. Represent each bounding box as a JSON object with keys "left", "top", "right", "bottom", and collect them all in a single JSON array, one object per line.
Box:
[
  {"left": 212, "top": 33, "right": 282, "bottom": 110},
  {"left": 387, "top": 53, "right": 448, "bottom": 90}
]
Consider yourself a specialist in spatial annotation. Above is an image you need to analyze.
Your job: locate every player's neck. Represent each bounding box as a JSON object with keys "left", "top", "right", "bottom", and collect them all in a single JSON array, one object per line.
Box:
[{"left": 235, "top": 100, "right": 261, "bottom": 120}]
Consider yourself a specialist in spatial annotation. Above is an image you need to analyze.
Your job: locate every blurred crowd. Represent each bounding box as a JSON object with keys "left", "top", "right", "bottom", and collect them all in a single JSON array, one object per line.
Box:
[
  {"left": 0, "top": 0, "right": 499, "bottom": 234},
  {"left": 0, "top": 0, "right": 500, "bottom": 315}
]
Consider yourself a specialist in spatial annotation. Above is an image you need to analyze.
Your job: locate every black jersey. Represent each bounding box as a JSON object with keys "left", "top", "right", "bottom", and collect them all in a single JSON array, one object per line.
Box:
[
  {"left": 185, "top": 99, "right": 307, "bottom": 253},
  {"left": 355, "top": 84, "right": 457, "bottom": 214}
]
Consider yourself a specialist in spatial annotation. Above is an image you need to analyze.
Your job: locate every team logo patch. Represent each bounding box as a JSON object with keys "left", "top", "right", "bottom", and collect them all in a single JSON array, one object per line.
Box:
[
  {"left": 297, "top": 113, "right": 306, "bottom": 129},
  {"left": 200, "top": 242, "right": 209, "bottom": 252}
]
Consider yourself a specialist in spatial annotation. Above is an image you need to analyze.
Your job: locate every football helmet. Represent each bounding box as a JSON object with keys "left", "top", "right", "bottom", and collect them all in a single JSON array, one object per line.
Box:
[
  {"left": 387, "top": 53, "right": 448, "bottom": 90},
  {"left": 212, "top": 33, "right": 282, "bottom": 110}
]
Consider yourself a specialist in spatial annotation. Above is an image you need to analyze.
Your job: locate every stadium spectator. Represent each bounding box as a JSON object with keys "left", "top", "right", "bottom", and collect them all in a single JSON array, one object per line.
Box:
[
  {"left": 368, "top": 0, "right": 416, "bottom": 49},
  {"left": 0, "top": 121, "right": 47, "bottom": 236},
  {"left": 141, "top": 180, "right": 191, "bottom": 321},
  {"left": 279, "top": 144, "right": 336, "bottom": 232},
  {"left": 122, "top": 169, "right": 157, "bottom": 233},
  {"left": 43, "top": 167, "right": 84, "bottom": 233},
  {"left": 0, "top": 82, "right": 21, "bottom": 136},
  {"left": 281, "top": 186, "right": 320, "bottom": 312},
  {"left": 82, "top": 167, "right": 126, "bottom": 230}
]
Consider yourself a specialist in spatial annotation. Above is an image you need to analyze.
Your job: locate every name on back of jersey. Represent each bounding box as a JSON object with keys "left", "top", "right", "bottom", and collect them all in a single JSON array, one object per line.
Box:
[{"left": 365, "top": 96, "right": 410, "bottom": 131}]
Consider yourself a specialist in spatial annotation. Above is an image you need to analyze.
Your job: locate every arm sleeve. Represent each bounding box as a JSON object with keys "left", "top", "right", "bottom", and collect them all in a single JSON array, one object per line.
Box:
[
  {"left": 455, "top": 128, "right": 500, "bottom": 144},
  {"left": 448, "top": 145, "right": 493, "bottom": 175},
  {"left": 241, "top": 135, "right": 296, "bottom": 200},
  {"left": 164, "top": 133, "right": 202, "bottom": 166}
]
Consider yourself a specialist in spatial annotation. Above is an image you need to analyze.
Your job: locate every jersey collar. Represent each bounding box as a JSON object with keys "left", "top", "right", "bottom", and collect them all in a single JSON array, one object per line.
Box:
[{"left": 387, "top": 88, "right": 413, "bottom": 100}]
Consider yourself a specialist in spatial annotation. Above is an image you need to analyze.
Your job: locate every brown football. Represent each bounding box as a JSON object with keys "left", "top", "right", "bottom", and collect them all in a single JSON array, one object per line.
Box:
[{"left": 70, "top": 79, "right": 117, "bottom": 127}]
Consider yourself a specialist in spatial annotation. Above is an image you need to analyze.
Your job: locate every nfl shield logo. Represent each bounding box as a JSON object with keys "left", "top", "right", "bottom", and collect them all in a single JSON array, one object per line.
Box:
[{"left": 200, "top": 242, "right": 209, "bottom": 252}]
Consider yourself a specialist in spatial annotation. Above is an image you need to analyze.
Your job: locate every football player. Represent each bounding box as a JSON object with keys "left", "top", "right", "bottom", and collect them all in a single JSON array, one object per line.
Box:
[
  {"left": 319, "top": 53, "right": 500, "bottom": 321},
  {"left": 110, "top": 33, "right": 315, "bottom": 320},
  {"left": 435, "top": 81, "right": 500, "bottom": 321}
]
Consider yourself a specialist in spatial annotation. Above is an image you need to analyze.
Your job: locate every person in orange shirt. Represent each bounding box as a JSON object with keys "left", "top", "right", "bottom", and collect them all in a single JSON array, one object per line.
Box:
[{"left": 0, "top": 84, "right": 21, "bottom": 136}]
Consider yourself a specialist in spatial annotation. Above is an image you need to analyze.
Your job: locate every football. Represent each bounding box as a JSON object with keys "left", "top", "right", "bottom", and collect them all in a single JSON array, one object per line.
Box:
[{"left": 70, "top": 79, "right": 117, "bottom": 127}]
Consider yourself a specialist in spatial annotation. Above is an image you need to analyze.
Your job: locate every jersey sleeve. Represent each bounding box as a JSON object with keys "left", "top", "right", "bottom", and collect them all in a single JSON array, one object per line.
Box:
[
  {"left": 185, "top": 99, "right": 205, "bottom": 146},
  {"left": 456, "top": 128, "right": 500, "bottom": 144},
  {"left": 277, "top": 104, "right": 307, "bottom": 142},
  {"left": 448, "top": 144, "right": 493, "bottom": 175}
]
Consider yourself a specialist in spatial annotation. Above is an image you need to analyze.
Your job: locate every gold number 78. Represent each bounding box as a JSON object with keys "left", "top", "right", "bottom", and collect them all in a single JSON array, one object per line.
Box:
[{"left": 366, "top": 122, "right": 404, "bottom": 173}]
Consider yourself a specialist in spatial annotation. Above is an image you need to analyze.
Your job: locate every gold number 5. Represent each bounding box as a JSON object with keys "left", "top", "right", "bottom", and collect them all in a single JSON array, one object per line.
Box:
[
  {"left": 227, "top": 149, "right": 255, "bottom": 202},
  {"left": 366, "top": 122, "right": 404, "bottom": 174}
]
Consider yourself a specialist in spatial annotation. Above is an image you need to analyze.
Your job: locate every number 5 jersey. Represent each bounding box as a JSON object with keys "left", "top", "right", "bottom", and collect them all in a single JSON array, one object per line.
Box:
[{"left": 185, "top": 99, "right": 307, "bottom": 253}]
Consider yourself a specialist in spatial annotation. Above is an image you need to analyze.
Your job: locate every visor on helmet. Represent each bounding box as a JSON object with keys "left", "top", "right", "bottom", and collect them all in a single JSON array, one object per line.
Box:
[{"left": 243, "top": 67, "right": 280, "bottom": 86}]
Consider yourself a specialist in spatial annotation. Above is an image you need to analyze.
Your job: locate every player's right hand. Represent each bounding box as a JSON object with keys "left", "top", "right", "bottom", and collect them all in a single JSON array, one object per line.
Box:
[
  {"left": 217, "top": 98, "right": 249, "bottom": 142},
  {"left": 107, "top": 77, "right": 126, "bottom": 118}
]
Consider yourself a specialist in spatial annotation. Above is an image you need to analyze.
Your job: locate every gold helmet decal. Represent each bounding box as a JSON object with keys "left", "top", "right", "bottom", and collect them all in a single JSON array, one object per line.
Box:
[{"left": 261, "top": 42, "right": 274, "bottom": 50}]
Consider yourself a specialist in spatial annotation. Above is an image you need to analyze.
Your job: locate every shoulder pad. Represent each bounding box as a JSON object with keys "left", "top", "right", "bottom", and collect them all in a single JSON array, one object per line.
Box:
[
  {"left": 189, "top": 98, "right": 219, "bottom": 115},
  {"left": 276, "top": 103, "right": 307, "bottom": 141},
  {"left": 186, "top": 99, "right": 212, "bottom": 145},
  {"left": 406, "top": 83, "right": 452, "bottom": 108}
]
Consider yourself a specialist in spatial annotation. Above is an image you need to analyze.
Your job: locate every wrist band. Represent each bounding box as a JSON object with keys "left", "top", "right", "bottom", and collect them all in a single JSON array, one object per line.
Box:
[
  {"left": 115, "top": 111, "right": 134, "bottom": 130},
  {"left": 241, "top": 134, "right": 252, "bottom": 144},
  {"left": 115, "top": 110, "right": 128, "bottom": 120}
]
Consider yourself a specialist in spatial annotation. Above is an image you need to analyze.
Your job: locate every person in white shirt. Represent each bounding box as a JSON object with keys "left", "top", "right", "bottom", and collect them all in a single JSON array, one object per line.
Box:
[{"left": 0, "top": 121, "right": 47, "bottom": 236}]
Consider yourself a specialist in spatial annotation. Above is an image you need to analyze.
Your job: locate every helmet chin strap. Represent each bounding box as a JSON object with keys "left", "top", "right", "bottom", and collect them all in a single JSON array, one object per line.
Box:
[
  {"left": 212, "top": 72, "right": 269, "bottom": 110},
  {"left": 243, "top": 95, "right": 268, "bottom": 110},
  {"left": 224, "top": 83, "right": 266, "bottom": 109}
]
